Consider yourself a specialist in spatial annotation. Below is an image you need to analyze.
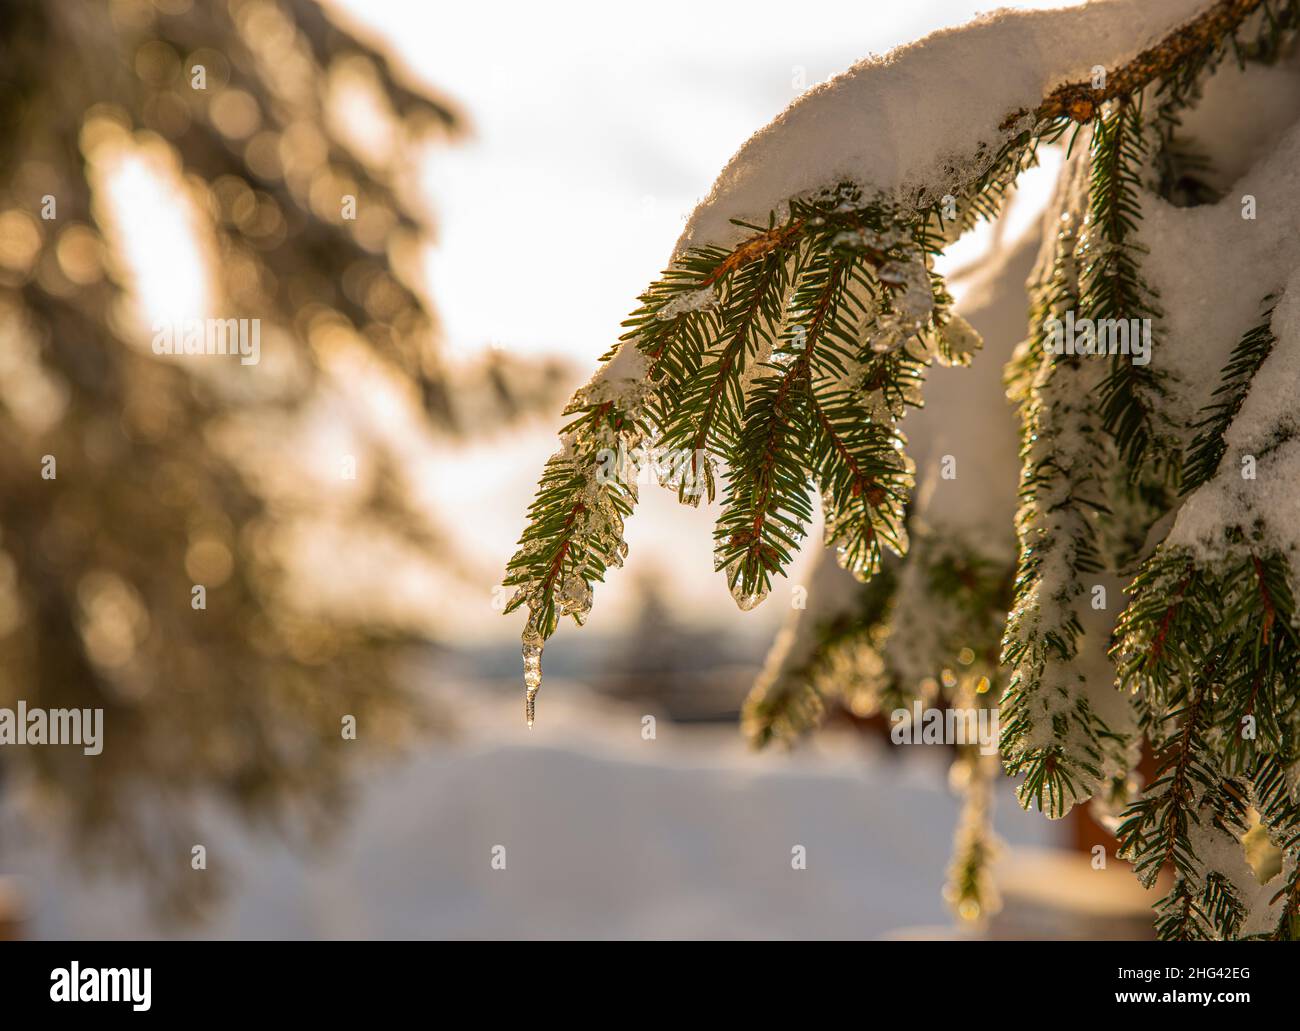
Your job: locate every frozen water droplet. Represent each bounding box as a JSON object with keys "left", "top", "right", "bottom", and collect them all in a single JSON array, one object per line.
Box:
[
  {"left": 870, "top": 313, "right": 908, "bottom": 353},
  {"left": 655, "top": 286, "right": 717, "bottom": 321},
  {"left": 876, "top": 261, "right": 909, "bottom": 285},
  {"left": 733, "top": 586, "right": 768, "bottom": 611},
  {"left": 558, "top": 574, "right": 593, "bottom": 624},
  {"left": 725, "top": 559, "right": 769, "bottom": 611}
]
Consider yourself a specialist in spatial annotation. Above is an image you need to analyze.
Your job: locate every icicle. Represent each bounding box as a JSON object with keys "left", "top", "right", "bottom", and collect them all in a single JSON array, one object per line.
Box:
[
  {"left": 522, "top": 618, "right": 544, "bottom": 727},
  {"left": 523, "top": 641, "right": 542, "bottom": 727}
]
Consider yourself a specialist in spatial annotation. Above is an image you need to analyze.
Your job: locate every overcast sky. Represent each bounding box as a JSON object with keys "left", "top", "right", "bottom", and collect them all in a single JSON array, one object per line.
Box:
[{"left": 329, "top": 0, "right": 1078, "bottom": 363}]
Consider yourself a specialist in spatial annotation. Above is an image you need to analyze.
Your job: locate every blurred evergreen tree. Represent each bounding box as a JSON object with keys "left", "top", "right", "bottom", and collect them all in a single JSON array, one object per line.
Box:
[{"left": 0, "top": 0, "right": 559, "bottom": 916}]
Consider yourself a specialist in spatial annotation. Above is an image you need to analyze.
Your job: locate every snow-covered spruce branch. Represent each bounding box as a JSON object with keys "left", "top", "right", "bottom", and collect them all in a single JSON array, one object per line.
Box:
[
  {"left": 505, "top": 0, "right": 1300, "bottom": 937},
  {"left": 999, "top": 147, "right": 1119, "bottom": 819},
  {"left": 503, "top": 188, "right": 1000, "bottom": 718},
  {"left": 1106, "top": 279, "right": 1300, "bottom": 936}
]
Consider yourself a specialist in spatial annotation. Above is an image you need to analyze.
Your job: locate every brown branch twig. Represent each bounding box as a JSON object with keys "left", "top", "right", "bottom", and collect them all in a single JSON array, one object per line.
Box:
[{"left": 1002, "top": 0, "right": 1264, "bottom": 128}]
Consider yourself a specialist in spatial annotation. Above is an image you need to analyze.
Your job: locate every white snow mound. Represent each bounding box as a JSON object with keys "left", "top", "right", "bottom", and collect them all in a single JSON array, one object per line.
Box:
[{"left": 675, "top": 0, "right": 1205, "bottom": 254}]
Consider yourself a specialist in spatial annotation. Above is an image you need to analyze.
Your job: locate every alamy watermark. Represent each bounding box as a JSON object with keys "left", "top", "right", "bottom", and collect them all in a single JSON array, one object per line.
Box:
[
  {"left": 1043, "top": 310, "right": 1151, "bottom": 366},
  {"left": 50, "top": 963, "right": 150, "bottom": 1011},
  {"left": 890, "top": 701, "right": 999, "bottom": 756},
  {"left": 151, "top": 317, "right": 261, "bottom": 366},
  {"left": 0, "top": 701, "right": 103, "bottom": 755}
]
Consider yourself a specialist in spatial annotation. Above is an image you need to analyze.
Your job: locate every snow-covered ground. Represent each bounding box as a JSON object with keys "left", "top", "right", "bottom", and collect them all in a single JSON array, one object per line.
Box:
[{"left": 0, "top": 682, "right": 1058, "bottom": 939}]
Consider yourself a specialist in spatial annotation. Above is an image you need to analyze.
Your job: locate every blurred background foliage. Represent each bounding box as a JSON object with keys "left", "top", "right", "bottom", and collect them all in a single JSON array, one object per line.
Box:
[
  {"left": 0, "top": 0, "right": 567, "bottom": 916},
  {"left": 0, "top": 0, "right": 1165, "bottom": 941}
]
